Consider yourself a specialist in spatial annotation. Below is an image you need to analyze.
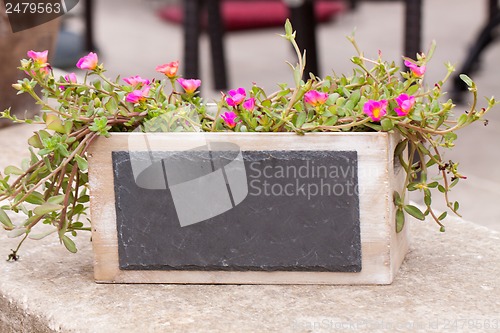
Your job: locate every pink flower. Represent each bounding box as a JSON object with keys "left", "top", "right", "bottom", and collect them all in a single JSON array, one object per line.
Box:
[
  {"left": 304, "top": 90, "right": 329, "bottom": 107},
  {"left": 177, "top": 78, "right": 201, "bottom": 94},
  {"left": 226, "top": 88, "right": 246, "bottom": 107},
  {"left": 221, "top": 111, "right": 238, "bottom": 128},
  {"left": 363, "top": 99, "right": 388, "bottom": 122},
  {"left": 76, "top": 52, "right": 98, "bottom": 70},
  {"left": 26, "top": 50, "right": 50, "bottom": 75},
  {"left": 404, "top": 59, "right": 426, "bottom": 77},
  {"left": 64, "top": 73, "right": 77, "bottom": 84},
  {"left": 243, "top": 98, "right": 256, "bottom": 112},
  {"left": 27, "top": 50, "right": 48, "bottom": 65},
  {"left": 394, "top": 93, "right": 415, "bottom": 116},
  {"left": 60, "top": 72, "right": 77, "bottom": 90},
  {"left": 156, "top": 61, "right": 179, "bottom": 78},
  {"left": 123, "top": 75, "right": 150, "bottom": 86},
  {"left": 126, "top": 86, "right": 150, "bottom": 104}
]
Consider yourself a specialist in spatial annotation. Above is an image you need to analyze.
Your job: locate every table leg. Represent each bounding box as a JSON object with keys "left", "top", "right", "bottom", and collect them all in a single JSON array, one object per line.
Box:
[
  {"left": 206, "top": 0, "right": 228, "bottom": 90},
  {"left": 403, "top": 0, "right": 422, "bottom": 60},
  {"left": 452, "top": 0, "right": 500, "bottom": 101},
  {"left": 84, "top": 0, "right": 96, "bottom": 51},
  {"left": 289, "top": 0, "right": 319, "bottom": 78},
  {"left": 183, "top": 0, "right": 201, "bottom": 80}
]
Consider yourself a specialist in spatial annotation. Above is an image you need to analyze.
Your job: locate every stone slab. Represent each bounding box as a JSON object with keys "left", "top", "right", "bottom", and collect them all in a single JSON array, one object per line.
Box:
[
  {"left": 112, "top": 150, "right": 361, "bottom": 272},
  {"left": 1, "top": 212, "right": 499, "bottom": 333}
]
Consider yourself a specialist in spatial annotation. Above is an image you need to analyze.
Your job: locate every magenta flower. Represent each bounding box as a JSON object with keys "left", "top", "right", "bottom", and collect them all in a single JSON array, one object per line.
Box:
[
  {"left": 156, "top": 61, "right": 179, "bottom": 78},
  {"left": 26, "top": 50, "right": 50, "bottom": 75},
  {"left": 65, "top": 73, "right": 77, "bottom": 83},
  {"left": 226, "top": 88, "right": 246, "bottom": 107},
  {"left": 221, "top": 111, "right": 238, "bottom": 128},
  {"left": 363, "top": 99, "right": 388, "bottom": 122},
  {"left": 123, "top": 75, "right": 150, "bottom": 86},
  {"left": 394, "top": 93, "right": 416, "bottom": 116},
  {"left": 76, "top": 52, "right": 98, "bottom": 70},
  {"left": 304, "top": 90, "right": 329, "bottom": 107},
  {"left": 404, "top": 60, "right": 426, "bottom": 77},
  {"left": 126, "top": 86, "right": 150, "bottom": 104},
  {"left": 27, "top": 50, "right": 48, "bottom": 65},
  {"left": 60, "top": 73, "right": 77, "bottom": 90},
  {"left": 243, "top": 98, "right": 256, "bottom": 112},
  {"left": 177, "top": 78, "right": 201, "bottom": 94}
]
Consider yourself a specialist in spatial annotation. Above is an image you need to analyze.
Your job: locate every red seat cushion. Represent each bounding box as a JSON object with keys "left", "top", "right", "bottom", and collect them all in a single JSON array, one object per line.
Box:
[{"left": 158, "top": 1, "right": 346, "bottom": 31}]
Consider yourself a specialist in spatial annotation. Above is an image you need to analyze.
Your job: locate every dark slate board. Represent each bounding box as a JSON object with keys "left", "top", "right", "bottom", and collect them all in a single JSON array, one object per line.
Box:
[{"left": 112, "top": 148, "right": 361, "bottom": 272}]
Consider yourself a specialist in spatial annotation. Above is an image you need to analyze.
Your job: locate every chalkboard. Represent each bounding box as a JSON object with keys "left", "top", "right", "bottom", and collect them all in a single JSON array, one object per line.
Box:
[{"left": 112, "top": 148, "right": 361, "bottom": 272}]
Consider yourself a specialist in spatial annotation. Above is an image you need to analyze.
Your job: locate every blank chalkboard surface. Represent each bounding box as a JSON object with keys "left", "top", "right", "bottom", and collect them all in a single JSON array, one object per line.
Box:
[{"left": 112, "top": 149, "right": 361, "bottom": 272}]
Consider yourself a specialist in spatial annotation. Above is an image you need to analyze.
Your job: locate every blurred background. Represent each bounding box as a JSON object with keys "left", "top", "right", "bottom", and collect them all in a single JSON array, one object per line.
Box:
[{"left": 1, "top": 0, "right": 499, "bottom": 230}]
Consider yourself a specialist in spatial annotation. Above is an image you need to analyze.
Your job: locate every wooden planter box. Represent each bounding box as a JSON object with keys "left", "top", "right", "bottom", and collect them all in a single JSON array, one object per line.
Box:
[{"left": 88, "top": 132, "right": 409, "bottom": 284}]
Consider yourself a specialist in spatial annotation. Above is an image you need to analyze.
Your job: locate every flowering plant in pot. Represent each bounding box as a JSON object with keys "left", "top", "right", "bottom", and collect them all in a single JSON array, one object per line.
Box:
[{"left": 0, "top": 20, "right": 495, "bottom": 266}]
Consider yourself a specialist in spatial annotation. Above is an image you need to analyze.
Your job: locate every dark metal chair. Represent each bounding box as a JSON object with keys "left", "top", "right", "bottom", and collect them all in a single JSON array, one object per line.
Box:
[
  {"left": 347, "top": 0, "right": 423, "bottom": 63},
  {"left": 183, "top": 0, "right": 228, "bottom": 90},
  {"left": 452, "top": 0, "right": 500, "bottom": 101},
  {"left": 183, "top": 0, "right": 423, "bottom": 91},
  {"left": 84, "top": 0, "right": 96, "bottom": 51}
]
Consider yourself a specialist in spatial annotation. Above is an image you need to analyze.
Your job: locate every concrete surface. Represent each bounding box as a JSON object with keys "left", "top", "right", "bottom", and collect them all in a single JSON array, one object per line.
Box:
[
  {"left": 1, "top": 0, "right": 500, "bottom": 332},
  {"left": 0, "top": 203, "right": 499, "bottom": 332}
]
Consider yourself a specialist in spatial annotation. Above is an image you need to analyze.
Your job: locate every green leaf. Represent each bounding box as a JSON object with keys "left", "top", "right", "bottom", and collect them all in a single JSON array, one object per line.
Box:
[
  {"left": 296, "top": 111, "right": 307, "bottom": 128},
  {"left": 457, "top": 114, "right": 468, "bottom": 126},
  {"left": 47, "top": 195, "right": 65, "bottom": 205},
  {"left": 427, "top": 181, "right": 438, "bottom": 188},
  {"left": 28, "top": 134, "right": 44, "bottom": 149},
  {"left": 438, "top": 211, "right": 447, "bottom": 221},
  {"left": 74, "top": 155, "right": 88, "bottom": 172},
  {"left": 29, "top": 229, "right": 56, "bottom": 240},
  {"left": 323, "top": 115, "right": 338, "bottom": 126},
  {"left": 261, "top": 99, "right": 271, "bottom": 108},
  {"left": 326, "top": 93, "right": 340, "bottom": 105},
  {"left": 46, "top": 114, "right": 65, "bottom": 134},
  {"left": 453, "top": 201, "right": 460, "bottom": 211},
  {"left": 404, "top": 204, "right": 426, "bottom": 221},
  {"left": 64, "top": 120, "right": 73, "bottom": 134},
  {"left": 394, "top": 139, "right": 408, "bottom": 158},
  {"left": 424, "top": 192, "right": 431, "bottom": 206},
  {"left": 71, "top": 222, "right": 84, "bottom": 229},
  {"left": 459, "top": 74, "right": 473, "bottom": 88},
  {"left": 76, "top": 195, "right": 90, "bottom": 203},
  {"left": 393, "top": 191, "right": 402, "bottom": 206},
  {"left": 396, "top": 208, "right": 405, "bottom": 233},
  {"left": 61, "top": 235, "right": 77, "bottom": 253},
  {"left": 8, "top": 227, "right": 27, "bottom": 238},
  {"left": 284, "top": 19, "right": 293, "bottom": 37},
  {"left": 105, "top": 97, "right": 118, "bottom": 112},
  {"left": 406, "top": 84, "right": 419, "bottom": 95},
  {"left": 25, "top": 192, "right": 45, "bottom": 205},
  {"left": 293, "top": 67, "right": 301, "bottom": 87},
  {"left": 381, "top": 118, "right": 394, "bottom": 131},
  {"left": 427, "top": 40, "right": 436, "bottom": 60},
  {"left": 416, "top": 143, "right": 430, "bottom": 155},
  {"left": 0, "top": 208, "right": 14, "bottom": 229},
  {"left": 33, "top": 203, "right": 63, "bottom": 216},
  {"left": 37, "top": 130, "right": 52, "bottom": 141},
  {"left": 348, "top": 90, "right": 361, "bottom": 105},
  {"left": 4, "top": 165, "right": 24, "bottom": 175}
]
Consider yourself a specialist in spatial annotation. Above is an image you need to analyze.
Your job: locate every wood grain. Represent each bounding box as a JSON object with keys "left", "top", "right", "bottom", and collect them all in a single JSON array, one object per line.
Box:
[{"left": 88, "top": 132, "right": 409, "bottom": 284}]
